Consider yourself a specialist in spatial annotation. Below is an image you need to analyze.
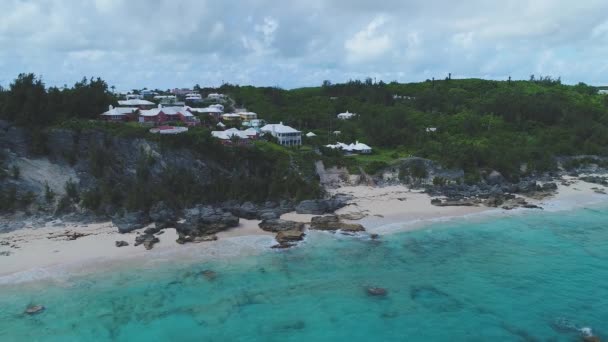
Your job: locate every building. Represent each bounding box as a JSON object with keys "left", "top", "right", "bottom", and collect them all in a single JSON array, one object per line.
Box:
[
  {"left": 185, "top": 93, "right": 203, "bottom": 102},
  {"left": 426, "top": 127, "right": 437, "bottom": 133},
  {"left": 306, "top": 132, "right": 317, "bottom": 138},
  {"left": 238, "top": 112, "right": 258, "bottom": 121},
  {"left": 139, "top": 105, "right": 200, "bottom": 126},
  {"left": 149, "top": 126, "right": 189, "bottom": 134},
  {"left": 117, "top": 99, "right": 156, "bottom": 110},
  {"left": 207, "top": 93, "right": 226, "bottom": 100},
  {"left": 100, "top": 105, "right": 138, "bottom": 122},
  {"left": 221, "top": 113, "right": 241, "bottom": 122},
  {"left": 337, "top": 111, "right": 357, "bottom": 120},
  {"left": 171, "top": 88, "right": 193, "bottom": 96},
  {"left": 188, "top": 106, "right": 223, "bottom": 119},
  {"left": 326, "top": 141, "right": 372, "bottom": 154},
  {"left": 125, "top": 94, "right": 143, "bottom": 100},
  {"left": 599, "top": 89, "right": 608, "bottom": 95},
  {"left": 211, "top": 128, "right": 256, "bottom": 145},
  {"left": 260, "top": 122, "right": 302, "bottom": 146}
]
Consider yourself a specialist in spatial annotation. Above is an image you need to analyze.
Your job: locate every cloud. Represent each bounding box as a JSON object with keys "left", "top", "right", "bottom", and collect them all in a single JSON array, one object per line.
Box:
[
  {"left": 345, "top": 16, "right": 392, "bottom": 63},
  {"left": 0, "top": 0, "right": 607, "bottom": 90}
]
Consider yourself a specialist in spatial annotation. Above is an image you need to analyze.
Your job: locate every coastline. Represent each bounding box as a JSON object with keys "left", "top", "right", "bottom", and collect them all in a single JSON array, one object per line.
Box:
[{"left": 1, "top": 176, "right": 607, "bottom": 285}]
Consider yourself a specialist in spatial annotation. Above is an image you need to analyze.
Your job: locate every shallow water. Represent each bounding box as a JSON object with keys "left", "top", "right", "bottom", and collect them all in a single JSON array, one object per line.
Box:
[{"left": 1, "top": 205, "right": 607, "bottom": 341}]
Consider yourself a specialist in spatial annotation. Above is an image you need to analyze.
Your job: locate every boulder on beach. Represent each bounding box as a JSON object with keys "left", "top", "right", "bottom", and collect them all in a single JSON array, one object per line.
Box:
[
  {"left": 149, "top": 201, "right": 178, "bottom": 229},
  {"left": 134, "top": 234, "right": 159, "bottom": 250},
  {"left": 295, "top": 194, "right": 352, "bottom": 215},
  {"left": 115, "top": 241, "right": 129, "bottom": 247},
  {"left": 273, "top": 229, "right": 305, "bottom": 249},
  {"left": 259, "top": 219, "right": 304, "bottom": 232},
  {"left": 176, "top": 234, "right": 217, "bottom": 244}
]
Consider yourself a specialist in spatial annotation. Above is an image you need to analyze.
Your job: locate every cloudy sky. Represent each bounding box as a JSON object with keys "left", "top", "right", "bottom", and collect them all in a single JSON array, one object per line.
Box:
[{"left": 1, "top": 0, "right": 607, "bottom": 91}]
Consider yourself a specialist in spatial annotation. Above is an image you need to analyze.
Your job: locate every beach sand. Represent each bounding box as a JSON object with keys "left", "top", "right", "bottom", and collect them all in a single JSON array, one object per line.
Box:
[{"left": 0, "top": 176, "right": 606, "bottom": 282}]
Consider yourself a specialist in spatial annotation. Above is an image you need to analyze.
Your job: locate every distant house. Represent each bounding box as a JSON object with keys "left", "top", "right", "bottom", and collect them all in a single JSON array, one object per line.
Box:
[
  {"left": 171, "top": 88, "right": 193, "bottom": 96},
  {"left": 337, "top": 111, "right": 357, "bottom": 120},
  {"left": 211, "top": 128, "right": 256, "bottom": 145},
  {"left": 126, "top": 94, "right": 144, "bottom": 100},
  {"left": 221, "top": 113, "right": 242, "bottom": 122},
  {"left": 118, "top": 99, "right": 156, "bottom": 110},
  {"left": 139, "top": 105, "right": 200, "bottom": 126},
  {"left": 188, "top": 106, "right": 223, "bottom": 119},
  {"left": 207, "top": 93, "right": 226, "bottom": 100},
  {"left": 326, "top": 141, "right": 372, "bottom": 154},
  {"left": 306, "top": 132, "right": 317, "bottom": 138},
  {"left": 426, "top": 127, "right": 437, "bottom": 133},
  {"left": 238, "top": 112, "right": 258, "bottom": 121},
  {"left": 260, "top": 122, "right": 302, "bottom": 146},
  {"left": 185, "top": 93, "right": 203, "bottom": 102},
  {"left": 100, "top": 105, "right": 138, "bottom": 122},
  {"left": 149, "top": 126, "right": 189, "bottom": 134},
  {"left": 599, "top": 89, "right": 608, "bottom": 95}
]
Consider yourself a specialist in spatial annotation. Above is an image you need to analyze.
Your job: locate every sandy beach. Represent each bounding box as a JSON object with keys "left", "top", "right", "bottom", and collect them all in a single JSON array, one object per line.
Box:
[{"left": 1, "top": 176, "right": 606, "bottom": 283}]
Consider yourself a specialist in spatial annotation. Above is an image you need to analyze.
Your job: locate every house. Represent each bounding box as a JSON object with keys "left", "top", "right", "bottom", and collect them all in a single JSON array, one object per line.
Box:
[
  {"left": 210, "top": 104, "right": 224, "bottom": 111},
  {"left": 599, "top": 89, "right": 608, "bottom": 95},
  {"left": 260, "top": 122, "right": 302, "bottom": 146},
  {"left": 149, "top": 126, "right": 189, "bottom": 134},
  {"left": 337, "top": 111, "right": 357, "bottom": 120},
  {"left": 100, "top": 105, "right": 138, "bottom": 122},
  {"left": 238, "top": 112, "right": 258, "bottom": 121},
  {"left": 171, "top": 88, "right": 193, "bottom": 96},
  {"left": 118, "top": 99, "right": 156, "bottom": 110},
  {"left": 207, "top": 93, "right": 226, "bottom": 100},
  {"left": 306, "top": 132, "right": 317, "bottom": 138},
  {"left": 221, "top": 113, "right": 241, "bottom": 122},
  {"left": 126, "top": 94, "right": 144, "bottom": 100},
  {"left": 326, "top": 141, "right": 372, "bottom": 154},
  {"left": 211, "top": 128, "right": 255, "bottom": 145},
  {"left": 141, "top": 90, "right": 157, "bottom": 98},
  {"left": 243, "top": 119, "right": 266, "bottom": 128},
  {"left": 426, "top": 127, "right": 437, "bottom": 133},
  {"left": 188, "top": 106, "right": 223, "bottom": 119},
  {"left": 185, "top": 93, "right": 203, "bottom": 102},
  {"left": 139, "top": 105, "right": 200, "bottom": 126}
]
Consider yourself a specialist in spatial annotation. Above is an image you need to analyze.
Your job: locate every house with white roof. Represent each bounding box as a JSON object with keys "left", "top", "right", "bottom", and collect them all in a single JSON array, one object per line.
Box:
[
  {"left": 211, "top": 128, "right": 257, "bottom": 145},
  {"left": 185, "top": 93, "right": 203, "bottom": 102},
  {"left": 260, "top": 122, "right": 302, "bottom": 146},
  {"left": 100, "top": 105, "right": 138, "bottom": 122},
  {"left": 326, "top": 141, "right": 372, "bottom": 154},
  {"left": 188, "top": 106, "right": 223, "bottom": 119},
  {"left": 306, "top": 132, "right": 317, "bottom": 138},
  {"left": 118, "top": 99, "right": 155, "bottom": 109},
  {"left": 207, "top": 93, "right": 226, "bottom": 100},
  {"left": 238, "top": 112, "right": 258, "bottom": 121},
  {"left": 138, "top": 105, "right": 200, "bottom": 126},
  {"left": 337, "top": 111, "right": 357, "bottom": 120},
  {"left": 221, "top": 113, "right": 242, "bottom": 122}
]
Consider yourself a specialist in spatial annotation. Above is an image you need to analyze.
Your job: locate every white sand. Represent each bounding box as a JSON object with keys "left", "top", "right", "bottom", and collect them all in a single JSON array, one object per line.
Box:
[{"left": 1, "top": 175, "right": 606, "bottom": 283}]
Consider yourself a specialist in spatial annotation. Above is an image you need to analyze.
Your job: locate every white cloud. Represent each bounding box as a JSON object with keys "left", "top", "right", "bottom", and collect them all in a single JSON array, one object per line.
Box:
[{"left": 344, "top": 16, "right": 392, "bottom": 63}]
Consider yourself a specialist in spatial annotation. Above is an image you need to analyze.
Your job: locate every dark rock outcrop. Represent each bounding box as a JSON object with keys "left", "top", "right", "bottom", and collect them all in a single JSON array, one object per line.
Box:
[
  {"left": 24, "top": 305, "right": 45, "bottom": 315},
  {"left": 112, "top": 211, "right": 150, "bottom": 233},
  {"left": 176, "top": 234, "right": 217, "bottom": 244},
  {"left": 149, "top": 202, "right": 178, "bottom": 229},
  {"left": 259, "top": 219, "right": 305, "bottom": 232},
  {"left": 177, "top": 206, "right": 239, "bottom": 236},
  {"left": 295, "top": 194, "right": 352, "bottom": 215},
  {"left": 366, "top": 287, "right": 388, "bottom": 297},
  {"left": 310, "top": 215, "right": 365, "bottom": 232},
  {"left": 273, "top": 229, "right": 306, "bottom": 248}
]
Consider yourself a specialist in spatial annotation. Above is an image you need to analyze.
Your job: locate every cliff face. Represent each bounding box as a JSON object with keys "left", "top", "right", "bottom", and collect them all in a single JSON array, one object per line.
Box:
[{"left": 0, "top": 121, "right": 219, "bottom": 216}]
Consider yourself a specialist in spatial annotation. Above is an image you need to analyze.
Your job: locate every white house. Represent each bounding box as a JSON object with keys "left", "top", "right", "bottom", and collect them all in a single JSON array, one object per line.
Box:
[
  {"left": 211, "top": 128, "right": 257, "bottom": 145},
  {"left": 100, "top": 105, "right": 137, "bottom": 121},
  {"left": 260, "top": 122, "right": 302, "bottom": 146},
  {"left": 207, "top": 93, "right": 226, "bottom": 100},
  {"left": 337, "top": 111, "right": 357, "bottom": 120},
  {"left": 426, "top": 127, "right": 437, "bottom": 133},
  {"left": 599, "top": 89, "right": 608, "bottom": 95},
  {"left": 326, "top": 141, "right": 372, "bottom": 154},
  {"left": 306, "top": 132, "right": 317, "bottom": 138},
  {"left": 185, "top": 93, "right": 203, "bottom": 102},
  {"left": 118, "top": 99, "right": 155, "bottom": 109}
]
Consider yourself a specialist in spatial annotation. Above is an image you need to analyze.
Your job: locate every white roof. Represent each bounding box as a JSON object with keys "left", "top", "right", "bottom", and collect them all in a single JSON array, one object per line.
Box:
[
  {"left": 238, "top": 111, "right": 257, "bottom": 116},
  {"left": 326, "top": 141, "right": 371, "bottom": 152},
  {"left": 306, "top": 132, "right": 317, "bottom": 137},
  {"left": 140, "top": 106, "right": 193, "bottom": 117},
  {"left": 192, "top": 106, "right": 223, "bottom": 113},
  {"left": 118, "top": 99, "right": 155, "bottom": 106},
  {"left": 337, "top": 111, "right": 356, "bottom": 119},
  {"left": 149, "top": 126, "right": 188, "bottom": 134},
  {"left": 222, "top": 113, "right": 241, "bottom": 118},
  {"left": 102, "top": 107, "right": 137, "bottom": 116},
  {"left": 353, "top": 141, "right": 372, "bottom": 151},
  {"left": 217, "top": 122, "right": 226, "bottom": 127},
  {"left": 260, "top": 122, "right": 300, "bottom": 134},
  {"left": 212, "top": 129, "right": 250, "bottom": 140}
]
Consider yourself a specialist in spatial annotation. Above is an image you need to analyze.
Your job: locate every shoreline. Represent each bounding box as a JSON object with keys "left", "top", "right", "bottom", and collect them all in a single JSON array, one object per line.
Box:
[{"left": 1, "top": 176, "right": 607, "bottom": 285}]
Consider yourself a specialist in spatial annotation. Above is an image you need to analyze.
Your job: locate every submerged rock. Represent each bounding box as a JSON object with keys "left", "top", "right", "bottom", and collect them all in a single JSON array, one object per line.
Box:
[
  {"left": 366, "top": 287, "right": 388, "bottom": 297},
  {"left": 24, "top": 305, "right": 45, "bottom": 315},
  {"left": 201, "top": 270, "right": 217, "bottom": 281}
]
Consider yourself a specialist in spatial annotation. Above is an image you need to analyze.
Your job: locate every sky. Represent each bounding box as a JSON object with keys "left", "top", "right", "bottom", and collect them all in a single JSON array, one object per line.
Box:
[{"left": 1, "top": 0, "right": 607, "bottom": 91}]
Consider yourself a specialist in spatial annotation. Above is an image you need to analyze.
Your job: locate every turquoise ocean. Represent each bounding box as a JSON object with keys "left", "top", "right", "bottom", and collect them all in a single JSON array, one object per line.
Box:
[{"left": 1, "top": 204, "right": 607, "bottom": 341}]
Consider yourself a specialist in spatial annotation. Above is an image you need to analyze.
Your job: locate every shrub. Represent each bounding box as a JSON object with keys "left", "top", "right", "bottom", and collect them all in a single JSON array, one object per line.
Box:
[{"left": 11, "top": 165, "right": 20, "bottom": 180}]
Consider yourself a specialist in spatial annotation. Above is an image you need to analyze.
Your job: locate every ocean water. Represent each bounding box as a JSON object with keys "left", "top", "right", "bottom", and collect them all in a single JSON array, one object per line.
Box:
[{"left": 1, "top": 205, "right": 607, "bottom": 341}]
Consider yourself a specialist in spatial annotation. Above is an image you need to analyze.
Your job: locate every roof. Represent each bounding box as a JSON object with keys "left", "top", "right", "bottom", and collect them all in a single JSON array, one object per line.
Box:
[
  {"left": 140, "top": 106, "right": 193, "bottom": 117},
  {"left": 212, "top": 128, "right": 251, "bottom": 140},
  {"left": 306, "top": 132, "right": 317, "bottom": 137},
  {"left": 102, "top": 107, "right": 137, "bottom": 116},
  {"left": 191, "top": 106, "right": 223, "bottom": 113},
  {"left": 260, "top": 122, "right": 300, "bottom": 134},
  {"left": 118, "top": 99, "right": 155, "bottom": 106},
  {"left": 149, "top": 126, "right": 189, "bottom": 134},
  {"left": 326, "top": 141, "right": 371, "bottom": 152},
  {"left": 337, "top": 111, "right": 356, "bottom": 119}
]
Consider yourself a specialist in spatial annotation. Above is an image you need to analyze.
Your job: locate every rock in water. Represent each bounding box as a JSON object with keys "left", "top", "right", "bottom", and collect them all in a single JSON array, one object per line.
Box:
[
  {"left": 115, "top": 241, "right": 129, "bottom": 247},
  {"left": 24, "top": 305, "right": 45, "bottom": 315},
  {"left": 201, "top": 270, "right": 217, "bottom": 281},
  {"left": 367, "top": 287, "right": 388, "bottom": 297},
  {"left": 310, "top": 215, "right": 365, "bottom": 232}
]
